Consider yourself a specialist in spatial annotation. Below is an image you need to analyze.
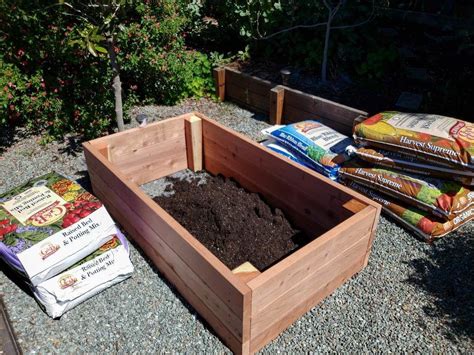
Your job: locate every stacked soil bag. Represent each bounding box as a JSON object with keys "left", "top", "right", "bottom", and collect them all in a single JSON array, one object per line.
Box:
[
  {"left": 342, "top": 111, "right": 474, "bottom": 241},
  {"left": 0, "top": 172, "right": 134, "bottom": 317},
  {"left": 262, "top": 121, "right": 355, "bottom": 180}
]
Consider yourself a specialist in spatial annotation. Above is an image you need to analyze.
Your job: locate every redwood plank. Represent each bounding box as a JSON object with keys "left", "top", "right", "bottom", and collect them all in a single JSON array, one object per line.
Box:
[
  {"left": 198, "top": 115, "right": 375, "bottom": 208},
  {"left": 269, "top": 86, "right": 285, "bottom": 125},
  {"left": 283, "top": 104, "right": 353, "bottom": 136},
  {"left": 213, "top": 67, "right": 226, "bottom": 101},
  {"left": 83, "top": 142, "right": 251, "bottom": 320},
  {"left": 248, "top": 205, "right": 376, "bottom": 314},
  {"left": 226, "top": 82, "right": 269, "bottom": 112},
  {"left": 185, "top": 115, "right": 203, "bottom": 172},
  {"left": 88, "top": 115, "right": 189, "bottom": 185},
  {"left": 225, "top": 67, "right": 273, "bottom": 97},
  {"left": 115, "top": 136, "right": 188, "bottom": 185},
  {"left": 202, "top": 120, "right": 371, "bottom": 232},
  {"left": 89, "top": 114, "right": 189, "bottom": 146},
  {"left": 88, "top": 168, "right": 246, "bottom": 346},
  {"left": 250, "top": 234, "right": 369, "bottom": 353},
  {"left": 232, "top": 262, "right": 261, "bottom": 284},
  {"left": 283, "top": 87, "right": 367, "bottom": 129}
]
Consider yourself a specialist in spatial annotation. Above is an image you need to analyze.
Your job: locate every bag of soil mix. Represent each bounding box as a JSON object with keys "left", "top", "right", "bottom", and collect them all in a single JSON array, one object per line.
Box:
[
  {"left": 0, "top": 172, "right": 118, "bottom": 285},
  {"left": 33, "top": 231, "right": 134, "bottom": 318},
  {"left": 353, "top": 112, "right": 474, "bottom": 170},
  {"left": 339, "top": 161, "right": 474, "bottom": 219},
  {"left": 350, "top": 147, "right": 474, "bottom": 186},
  {"left": 261, "top": 139, "right": 319, "bottom": 170},
  {"left": 262, "top": 121, "right": 354, "bottom": 179},
  {"left": 345, "top": 181, "right": 474, "bottom": 242}
]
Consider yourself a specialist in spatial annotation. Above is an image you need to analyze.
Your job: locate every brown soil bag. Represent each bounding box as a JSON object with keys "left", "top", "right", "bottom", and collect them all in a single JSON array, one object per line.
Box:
[
  {"left": 345, "top": 181, "right": 473, "bottom": 242},
  {"left": 353, "top": 112, "right": 474, "bottom": 171},
  {"left": 339, "top": 161, "right": 474, "bottom": 219},
  {"left": 353, "top": 147, "right": 474, "bottom": 186}
]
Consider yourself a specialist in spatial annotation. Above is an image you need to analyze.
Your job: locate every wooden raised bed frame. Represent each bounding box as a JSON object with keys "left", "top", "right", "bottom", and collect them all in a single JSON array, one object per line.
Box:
[
  {"left": 213, "top": 66, "right": 368, "bottom": 136},
  {"left": 83, "top": 112, "right": 381, "bottom": 354}
]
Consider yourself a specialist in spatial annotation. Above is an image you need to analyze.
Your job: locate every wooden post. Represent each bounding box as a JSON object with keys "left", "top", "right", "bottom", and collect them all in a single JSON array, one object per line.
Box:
[
  {"left": 213, "top": 67, "right": 226, "bottom": 102},
  {"left": 269, "top": 86, "right": 285, "bottom": 125},
  {"left": 232, "top": 262, "right": 261, "bottom": 284},
  {"left": 185, "top": 115, "right": 203, "bottom": 172}
]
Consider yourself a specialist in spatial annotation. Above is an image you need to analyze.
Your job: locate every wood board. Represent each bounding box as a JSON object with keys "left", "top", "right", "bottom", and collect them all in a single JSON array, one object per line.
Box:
[{"left": 84, "top": 112, "right": 381, "bottom": 354}]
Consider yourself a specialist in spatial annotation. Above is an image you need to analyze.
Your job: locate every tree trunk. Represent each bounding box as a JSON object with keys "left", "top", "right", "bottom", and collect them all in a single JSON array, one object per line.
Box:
[
  {"left": 321, "top": 11, "right": 332, "bottom": 83},
  {"left": 106, "top": 36, "right": 125, "bottom": 132}
]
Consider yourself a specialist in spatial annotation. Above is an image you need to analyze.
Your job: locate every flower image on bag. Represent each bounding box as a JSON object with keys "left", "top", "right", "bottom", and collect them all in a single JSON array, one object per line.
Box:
[{"left": 353, "top": 112, "right": 474, "bottom": 170}]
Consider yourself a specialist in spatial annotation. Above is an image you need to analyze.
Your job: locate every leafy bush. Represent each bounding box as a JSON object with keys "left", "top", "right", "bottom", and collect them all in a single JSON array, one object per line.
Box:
[
  {"left": 0, "top": 0, "right": 214, "bottom": 139},
  {"left": 204, "top": 0, "right": 397, "bottom": 80}
]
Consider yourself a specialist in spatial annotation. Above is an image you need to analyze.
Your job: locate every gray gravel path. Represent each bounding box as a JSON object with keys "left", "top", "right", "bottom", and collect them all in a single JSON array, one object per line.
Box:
[{"left": 1, "top": 98, "right": 473, "bottom": 353}]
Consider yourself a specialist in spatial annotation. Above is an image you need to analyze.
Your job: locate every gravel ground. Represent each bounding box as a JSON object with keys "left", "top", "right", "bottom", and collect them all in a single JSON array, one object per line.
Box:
[{"left": 1, "top": 98, "right": 473, "bottom": 353}]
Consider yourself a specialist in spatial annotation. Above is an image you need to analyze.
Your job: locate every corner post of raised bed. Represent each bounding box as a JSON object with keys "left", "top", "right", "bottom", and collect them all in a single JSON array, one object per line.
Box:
[
  {"left": 185, "top": 115, "right": 203, "bottom": 172},
  {"left": 269, "top": 85, "right": 285, "bottom": 125},
  {"left": 213, "top": 67, "right": 226, "bottom": 102}
]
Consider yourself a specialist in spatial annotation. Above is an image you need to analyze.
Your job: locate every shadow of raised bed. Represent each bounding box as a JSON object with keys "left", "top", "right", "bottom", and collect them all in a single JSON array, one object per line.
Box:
[{"left": 407, "top": 230, "right": 473, "bottom": 339}]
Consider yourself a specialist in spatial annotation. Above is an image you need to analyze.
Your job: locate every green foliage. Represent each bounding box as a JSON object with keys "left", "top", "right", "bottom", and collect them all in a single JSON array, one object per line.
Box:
[
  {"left": 208, "top": 0, "right": 397, "bottom": 80},
  {"left": 356, "top": 46, "right": 399, "bottom": 79},
  {"left": 0, "top": 0, "right": 214, "bottom": 139}
]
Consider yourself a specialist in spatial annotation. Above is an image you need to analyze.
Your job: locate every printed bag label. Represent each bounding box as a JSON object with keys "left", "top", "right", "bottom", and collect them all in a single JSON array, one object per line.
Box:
[
  {"left": 38, "top": 243, "right": 131, "bottom": 302},
  {"left": 386, "top": 113, "right": 457, "bottom": 141},
  {"left": 17, "top": 206, "right": 116, "bottom": 280},
  {"left": 2, "top": 186, "right": 67, "bottom": 225}
]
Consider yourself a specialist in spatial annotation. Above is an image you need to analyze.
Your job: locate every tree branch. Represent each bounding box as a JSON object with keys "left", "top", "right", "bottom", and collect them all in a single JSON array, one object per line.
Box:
[
  {"left": 332, "top": 0, "right": 375, "bottom": 29},
  {"left": 322, "top": 0, "right": 332, "bottom": 11},
  {"left": 258, "top": 22, "right": 328, "bottom": 40},
  {"left": 258, "top": 0, "right": 375, "bottom": 40}
]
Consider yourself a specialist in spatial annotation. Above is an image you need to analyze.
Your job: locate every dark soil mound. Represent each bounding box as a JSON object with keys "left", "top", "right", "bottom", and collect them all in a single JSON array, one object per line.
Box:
[{"left": 153, "top": 175, "right": 310, "bottom": 271}]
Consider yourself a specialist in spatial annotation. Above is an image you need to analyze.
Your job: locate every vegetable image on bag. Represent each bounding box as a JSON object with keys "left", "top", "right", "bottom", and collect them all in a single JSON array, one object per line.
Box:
[
  {"left": 353, "top": 112, "right": 474, "bottom": 170},
  {"left": 352, "top": 147, "right": 474, "bottom": 186},
  {"left": 339, "top": 161, "right": 474, "bottom": 219},
  {"left": 345, "top": 181, "right": 473, "bottom": 242},
  {"left": 263, "top": 121, "right": 354, "bottom": 179},
  {"left": 0, "top": 172, "right": 118, "bottom": 285}
]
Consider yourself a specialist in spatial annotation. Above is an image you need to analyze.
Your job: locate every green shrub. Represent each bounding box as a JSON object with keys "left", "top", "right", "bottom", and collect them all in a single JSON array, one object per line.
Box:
[{"left": 0, "top": 0, "right": 214, "bottom": 140}]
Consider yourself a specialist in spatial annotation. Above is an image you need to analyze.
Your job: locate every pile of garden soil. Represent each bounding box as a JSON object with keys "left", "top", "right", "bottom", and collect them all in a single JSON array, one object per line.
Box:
[{"left": 153, "top": 175, "right": 311, "bottom": 271}]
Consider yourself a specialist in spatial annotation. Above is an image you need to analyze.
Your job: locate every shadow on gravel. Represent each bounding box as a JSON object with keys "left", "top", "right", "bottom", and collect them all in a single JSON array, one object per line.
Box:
[
  {"left": 0, "top": 258, "right": 34, "bottom": 298},
  {"left": 58, "top": 136, "right": 84, "bottom": 157},
  {"left": 408, "top": 231, "right": 473, "bottom": 340},
  {"left": 124, "top": 235, "right": 225, "bottom": 343},
  {"left": 250, "top": 111, "right": 268, "bottom": 123},
  {"left": 74, "top": 170, "right": 93, "bottom": 193},
  {"left": 0, "top": 127, "right": 22, "bottom": 155}
]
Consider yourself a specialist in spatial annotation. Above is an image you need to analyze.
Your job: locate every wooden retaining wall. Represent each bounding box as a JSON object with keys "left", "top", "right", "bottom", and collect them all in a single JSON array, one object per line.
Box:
[{"left": 213, "top": 67, "right": 368, "bottom": 136}]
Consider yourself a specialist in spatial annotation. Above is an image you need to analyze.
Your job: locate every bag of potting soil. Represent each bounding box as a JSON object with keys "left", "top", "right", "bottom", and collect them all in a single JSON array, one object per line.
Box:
[
  {"left": 0, "top": 172, "right": 117, "bottom": 286},
  {"left": 262, "top": 121, "right": 354, "bottom": 179},
  {"left": 345, "top": 180, "right": 474, "bottom": 242},
  {"left": 261, "top": 139, "right": 319, "bottom": 170},
  {"left": 339, "top": 161, "right": 474, "bottom": 220},
  {"left": 33, "top": 231, "right": 134, "bottom": 318},
  {"left": 353, "top": 112, "right": 474, "bottom": 170},
  {"left": 351, "top": 147, "right": 474, "bottom": 186}
]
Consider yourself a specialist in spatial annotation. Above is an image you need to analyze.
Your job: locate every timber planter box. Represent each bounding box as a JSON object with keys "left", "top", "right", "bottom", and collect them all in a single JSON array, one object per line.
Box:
[{"left": 83, "top": 112, "right": 381, "bottom": 354}]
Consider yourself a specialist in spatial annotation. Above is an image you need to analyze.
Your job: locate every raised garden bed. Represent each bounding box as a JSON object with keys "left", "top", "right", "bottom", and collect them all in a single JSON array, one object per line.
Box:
[
  {"left": 83, "top": 112, "right": 381, "bottom": 354},
  {"left": 213, "top": 67, "right": 368, "bottom": 135}
]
